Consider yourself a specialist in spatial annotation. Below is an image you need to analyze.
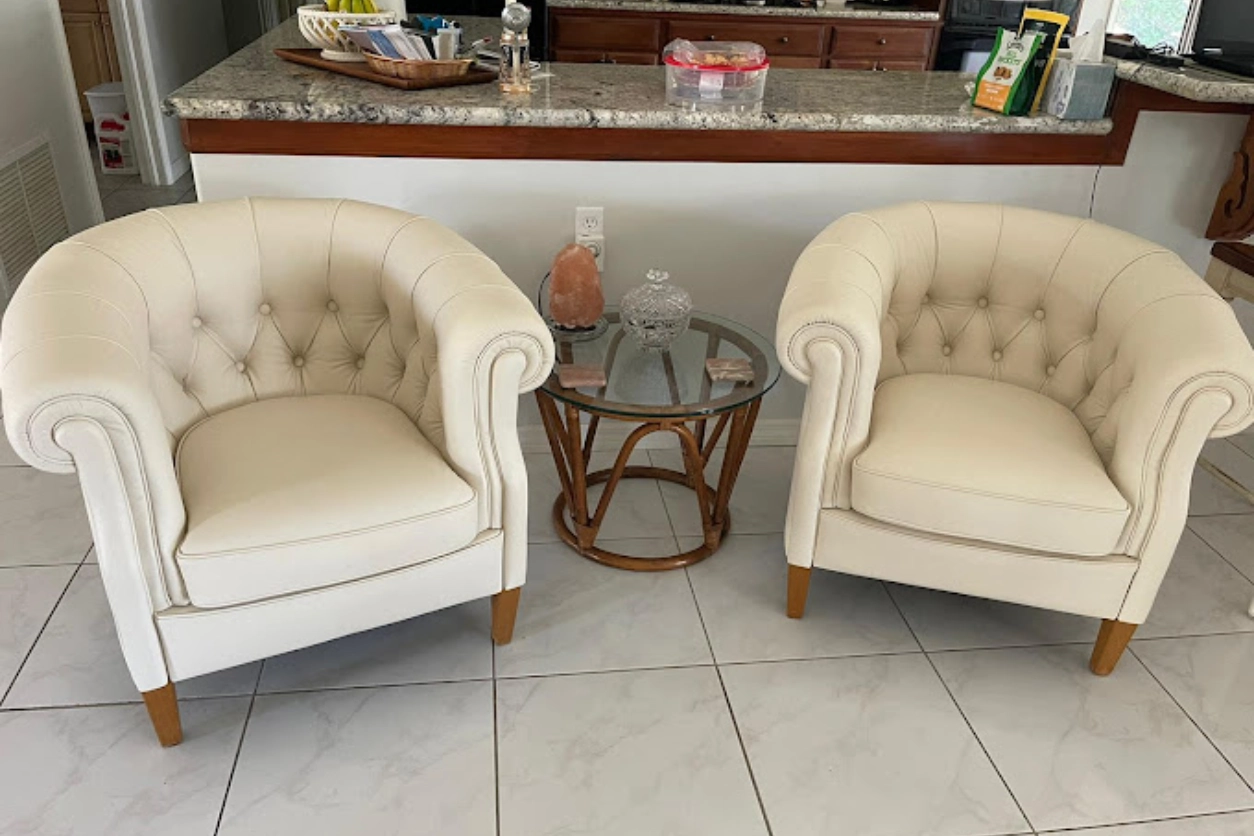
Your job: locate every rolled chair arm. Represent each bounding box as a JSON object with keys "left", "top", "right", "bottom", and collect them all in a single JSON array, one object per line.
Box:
[
  {"left": 775, "top": 214, "right": 898, "bottom": 565},
  {"left": 385, "top": 220, "right": 554, "bottom": 590},
  {"left": 1087, "top": 290, "right": 1254, "bottom": 622}
]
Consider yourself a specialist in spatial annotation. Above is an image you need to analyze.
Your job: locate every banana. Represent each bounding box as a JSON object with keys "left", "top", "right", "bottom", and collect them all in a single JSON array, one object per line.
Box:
[
  {"left": 325, "top": 0, "right": 340, "bottom": 10},
  {"left": 362, "top": 0, "right": 377, "bottom": 11}
]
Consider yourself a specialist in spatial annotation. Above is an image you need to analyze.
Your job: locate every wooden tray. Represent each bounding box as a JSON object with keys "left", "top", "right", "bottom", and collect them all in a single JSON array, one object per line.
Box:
[{"left": 275, "top": 48, "right": 496, "bottom": 90}]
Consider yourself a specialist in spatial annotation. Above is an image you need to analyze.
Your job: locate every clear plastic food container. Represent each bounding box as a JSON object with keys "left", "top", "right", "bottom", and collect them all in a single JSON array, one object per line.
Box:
[{"left": 663, "top": 39, "right": 769, "bottom": 112}]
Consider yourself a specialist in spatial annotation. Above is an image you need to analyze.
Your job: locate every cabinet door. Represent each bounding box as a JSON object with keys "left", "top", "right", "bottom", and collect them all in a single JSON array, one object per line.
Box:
[
  {"left": 102, "top": 14, "right": 122, "bottom": 83},
  {"left": 550, "top": 14, "right": 662, "bottom": 53},
  {"left": 60, "top": 0, "right": 99, "bottom": 13},
  {"left": 61, "top": 13, "right": 111, "bottom": 120},
  {"left": 666, "top": 20, "right": 825, "bottom": 57},
  {"left": 552, "top": 48, "right": 659, "bottom": 65}
]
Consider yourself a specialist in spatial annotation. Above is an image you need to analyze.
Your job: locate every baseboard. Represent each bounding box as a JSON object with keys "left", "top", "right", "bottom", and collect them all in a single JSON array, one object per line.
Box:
[{"left": 519, "top": 418, "right": 800, "bottom": 455}]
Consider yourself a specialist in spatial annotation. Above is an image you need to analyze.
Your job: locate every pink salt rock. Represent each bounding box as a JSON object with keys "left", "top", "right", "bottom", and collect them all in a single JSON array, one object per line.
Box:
[{"left": 549, "top": 244, "right": 604, "bottom": 329}]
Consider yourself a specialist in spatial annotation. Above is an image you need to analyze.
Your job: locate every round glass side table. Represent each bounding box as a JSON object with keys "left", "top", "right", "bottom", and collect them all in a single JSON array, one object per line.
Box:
[{"left": 536, "top": 309, "right": 780, "bottom": 571}]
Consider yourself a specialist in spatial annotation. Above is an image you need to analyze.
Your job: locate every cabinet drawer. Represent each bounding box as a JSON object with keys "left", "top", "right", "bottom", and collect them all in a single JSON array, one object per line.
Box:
[
  {"left": 551, "top": 15, "right": 662, "bottom": 52},
  {"left": 768, "top": 55, "right": 824, "bottom": 69},
  {"left": 553, "top": 48, "right": 659, "bottom": 65},
  {"left": 829, "top": 58, "right": 930, "bottom": 72},
  {"left": 666, "top": 20, "right": 825, "bottom": 56},
  {"left": 831, "top": 25, "right": 933, "bottom": 59}
]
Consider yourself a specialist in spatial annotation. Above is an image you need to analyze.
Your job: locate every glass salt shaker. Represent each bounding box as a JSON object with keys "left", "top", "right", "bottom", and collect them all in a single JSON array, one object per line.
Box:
[{"left": 500, "top": 3, "right": 532, "bottom": 94}]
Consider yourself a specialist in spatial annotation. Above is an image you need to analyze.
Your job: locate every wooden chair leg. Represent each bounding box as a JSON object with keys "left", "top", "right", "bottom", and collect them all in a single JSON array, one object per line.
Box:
[
  {"left": 142, "top": 682, "right": 183, "bottom": 747},
  {"left": 1090, "top": 619, "right": 1138, "bottom": 676},
  {"left": 492, "top": 587, "right": 522, "bottom": 645},
  {"left": 787, "top": 565, "right": 812, "bottom": 619}
]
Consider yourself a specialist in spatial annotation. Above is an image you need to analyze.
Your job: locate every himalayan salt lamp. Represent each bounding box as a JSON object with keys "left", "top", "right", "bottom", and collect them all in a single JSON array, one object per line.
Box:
[{"left": 549, "top": 243, "right": 604, "bottom": 329}]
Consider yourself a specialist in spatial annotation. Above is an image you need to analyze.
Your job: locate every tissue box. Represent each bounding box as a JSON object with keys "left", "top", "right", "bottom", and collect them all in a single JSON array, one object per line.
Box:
[{"left": 1043, "top": 55, "right": 1116, "bottom": 120}]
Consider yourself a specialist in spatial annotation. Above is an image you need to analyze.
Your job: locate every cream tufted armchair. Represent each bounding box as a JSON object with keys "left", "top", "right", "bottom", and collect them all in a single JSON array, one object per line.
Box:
[
  {"left": 777, "top": 202, "right": 1254, "bottom": 675},
  {"left": 0, "top": 198, "right": 553, "bottom": 745}
]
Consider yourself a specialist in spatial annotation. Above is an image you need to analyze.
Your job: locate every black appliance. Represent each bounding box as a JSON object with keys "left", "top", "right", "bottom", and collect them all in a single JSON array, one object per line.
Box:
[
  {"left": 1192, "top": 0, "right": 1254, "bottom": 78},
  {"left": 937, "top": 0, "right": 1079, "bottom": 72},
  {"left": 406, "top": 0, "right": 549, "bottom": 56}
]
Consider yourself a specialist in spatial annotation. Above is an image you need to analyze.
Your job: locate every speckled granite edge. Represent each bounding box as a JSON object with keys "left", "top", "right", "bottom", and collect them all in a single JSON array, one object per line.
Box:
[
  {"left": 1114, "top": 58, "right": 1254, "bottom": 105},
  {"left": 169, "top": 96, "right": 1111, "bottom": 135},
  {"left": 547, "top": 0, "right": 941, "bottom": 20}
]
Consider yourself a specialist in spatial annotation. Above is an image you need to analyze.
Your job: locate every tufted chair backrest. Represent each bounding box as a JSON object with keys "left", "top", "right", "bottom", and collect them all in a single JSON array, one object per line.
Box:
[
  {"left": 852, "top": 202, "right": 1222, "bottom": 461},
  {"left": 67, "top": 198, "right": 472, "bottom": 445}
]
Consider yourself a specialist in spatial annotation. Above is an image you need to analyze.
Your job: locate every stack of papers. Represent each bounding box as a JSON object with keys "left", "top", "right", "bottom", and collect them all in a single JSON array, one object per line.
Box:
[{"left": 340, "top": 24, "right": 433, "bottom": 60}]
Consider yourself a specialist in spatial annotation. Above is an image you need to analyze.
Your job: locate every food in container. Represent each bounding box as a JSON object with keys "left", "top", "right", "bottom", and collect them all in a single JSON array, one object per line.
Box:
[{"left": 663, "top": 39, "right": 769, "bottom": 112}]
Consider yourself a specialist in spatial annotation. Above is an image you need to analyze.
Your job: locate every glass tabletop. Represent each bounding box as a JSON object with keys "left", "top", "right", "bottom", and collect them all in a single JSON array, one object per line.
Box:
[{"left": 540, "top": 309, "right": 780, "bottom": 419}]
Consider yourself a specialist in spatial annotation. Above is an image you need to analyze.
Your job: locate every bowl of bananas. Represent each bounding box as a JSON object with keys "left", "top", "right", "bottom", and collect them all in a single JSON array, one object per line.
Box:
[{"left": 297, "top": 2, "right": 399, "bottom": 63}]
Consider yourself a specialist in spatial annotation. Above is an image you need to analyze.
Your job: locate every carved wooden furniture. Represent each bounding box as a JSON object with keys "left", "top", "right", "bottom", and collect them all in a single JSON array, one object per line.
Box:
[
  {"left": 548, "top": 8, "right": 942, "bottom": 71},
  {"left": 536, "top": 310, "right": 779, "bottom": 570}
]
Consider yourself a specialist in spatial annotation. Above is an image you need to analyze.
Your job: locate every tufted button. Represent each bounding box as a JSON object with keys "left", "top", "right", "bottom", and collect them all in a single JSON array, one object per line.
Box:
[
  {"left": 327, "top": 300, "right": 339, "bottom": 313},
  {"left": 992, "top": 350, "right": 1003, "bottom": 362},
  {"left": 1034, "top": 309, "right": 1045, "bottom": 321},
  {"left": 191, "top": 316, "right": 203, "bottom": 329},
  {"left": 235, "top": 361, "right": 246, "bottom": 373},
  {"left": 941, "top": 345, "right": 952, "bottom": 357},
  {"left": 977, "top": 297, "right": 989, "bottom": 309},
  {"left": 355, "top": 357, "right": 366, "bottom": 370},
  {"left": 259, "top": 303, "right": 272, "bottom": 316},
  {"left": 293, "top": 355, "right": 305, "bottom": 368},
  {"left": 1046, "top": 365, "right": 1057, "bottom": 376}
]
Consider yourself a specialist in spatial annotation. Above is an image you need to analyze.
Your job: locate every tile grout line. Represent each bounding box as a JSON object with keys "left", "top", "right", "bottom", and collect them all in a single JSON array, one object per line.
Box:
[
  {"left": 0, "top": 563, "right": 81, "bottom": 708},
  {"left": 213, "top": 663, "right": 262, "bottom": 836},
  {"left": 682, "top": 565, "right": 775, "bottom": 836},
  {"left": 882, "top": 583, "right": 1040, "bottom": 836},
  {"left": 1128, "top": 644, "right": 1254, "bottom": 797},
  {"left": 1035, "top": 805, "right": 1254, "bottom": 833},
  {"left": 1186, "top": 521, "right": 1254, "bottom": 589}
]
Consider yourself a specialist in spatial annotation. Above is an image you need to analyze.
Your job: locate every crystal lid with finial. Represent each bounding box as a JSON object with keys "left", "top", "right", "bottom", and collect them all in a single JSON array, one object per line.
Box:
[{"left": 621, "top": 268, "right": 692, "bottom": 352}]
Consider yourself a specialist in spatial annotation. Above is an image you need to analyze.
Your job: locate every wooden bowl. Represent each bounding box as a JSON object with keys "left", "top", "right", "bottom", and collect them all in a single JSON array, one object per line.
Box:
[
  {"left": 364, "top": 53, "right": 475, "bottom": 80},
  {"left": 297, "top": 4, "right": 397, "bottom": 63}
]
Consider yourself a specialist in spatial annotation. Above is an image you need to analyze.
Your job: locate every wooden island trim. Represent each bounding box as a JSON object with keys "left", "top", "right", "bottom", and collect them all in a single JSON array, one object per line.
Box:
[{"left": 181, "top": 80, "right": 1250, "bottom": 168}]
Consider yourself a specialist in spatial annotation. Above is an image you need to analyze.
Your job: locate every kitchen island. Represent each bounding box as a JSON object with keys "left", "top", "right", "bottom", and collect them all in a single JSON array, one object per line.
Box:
[{"left": 167, "top": 17, "right": 1253, "bottom": 435}]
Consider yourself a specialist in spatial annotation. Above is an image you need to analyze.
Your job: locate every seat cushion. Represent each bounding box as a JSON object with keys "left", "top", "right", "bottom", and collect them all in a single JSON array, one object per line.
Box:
[
  {"left": 851, "top": 374, "right": 1131, "bottom": 557},
  {"left": 175, "top": 394, "right": 479, "bottom": 608}
]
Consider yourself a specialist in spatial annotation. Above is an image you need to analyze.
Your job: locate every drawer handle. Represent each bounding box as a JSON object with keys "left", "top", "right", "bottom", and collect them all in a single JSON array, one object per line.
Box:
[
  {"left": 706, "top": 34, "right": 717, "bottom": 41},
  {"left": 877, "top": 38, "right": 888, "bottom": 45},
  {"left": 599, "top": 54, "right": 617, "bottom": 64},
  {"left": 780, "top": 36, "right": 789, "bottom": 44}
]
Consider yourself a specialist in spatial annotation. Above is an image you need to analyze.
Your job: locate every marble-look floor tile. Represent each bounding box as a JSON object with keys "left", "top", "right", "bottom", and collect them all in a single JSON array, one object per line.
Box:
[
  {"left": 257, "top": 600, "right": 492, "bottom": 693},
  {"left": 101, "top": 187, "right": 187, "bottom": 221},
  {"left": 1202, "top": 440, "right": 1254, "bottom": 497},
  {"left": 5, "top": 566, "right": 260, "bottom": 708},
  {"left": 1051, "top": 811, "right": 1254, "bottom": 834},
  {"left": 1138, "top": 530, "right": 1254, "bottom": 640},
  {"left": 1134, "top": 633, "right": 1254, "bottom": 787},
  {"left": 888, "top": 584, "right": 1099, "bottom": 652},
  {"left": 0, "top": 565, "right": 75, "bottom": 695},
  {"left": 0, "top": 420, "right": 24, "bottom": 466},
  {"left": 722, "top": 655, "right": 1028, "bottom": 836},
  {"left": 219, "top": 682, "right": 495, "bottom": 836},
  {"left": 495, "top": 541, "right": 711, "bottom": 678},
  {"left": 1189, "top": 466, "right": 1254, "bottom": 516},
  {"left": 525, "top": 450, "right": 673, "bottom": 544},
  {"left": 0, "top": 697, "right": 250, "bottom": 836},
  {"left": 497, "top": 666, "right": 768, "bottom": 836},
  {"left": 0, "top": 466, "right": 92, "bottom": 567},
  {"left": 685, "top": 534, "right": 917, "bottom": 663},
  {"left": 932, "top": 644, "right": 1252, "bottom": 831},
  {"left": 650, "top": 446, "right": 793, "bottom": 537},
  {"left": 1189, "top": 514, "right": 1254, "bottom": 584}
]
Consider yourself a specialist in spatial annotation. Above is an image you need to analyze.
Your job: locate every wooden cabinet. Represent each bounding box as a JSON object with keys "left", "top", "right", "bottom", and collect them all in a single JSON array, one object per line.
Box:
[
  {"left": 59, "top": 0, "right": 123, "bottom": 121},
  {"left": 548, "top": 9, "right": 940, "bottom": 72}
]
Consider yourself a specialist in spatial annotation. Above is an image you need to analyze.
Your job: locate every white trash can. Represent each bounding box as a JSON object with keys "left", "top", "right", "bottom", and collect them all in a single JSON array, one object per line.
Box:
[{"left": 85, "top": 82, "right": 138, "bottom": 176}]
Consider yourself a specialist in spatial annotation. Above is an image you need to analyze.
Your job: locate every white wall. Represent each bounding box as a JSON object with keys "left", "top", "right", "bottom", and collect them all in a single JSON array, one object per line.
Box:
[
  {"left": 191, "top": 111, "right": 1246, "bottom": 432},
  {"left": 112, "top": 0, "right": 229, "bottom": 185},
  {"left": 0, "top": 0, "right": 101, "bottom": 236}
]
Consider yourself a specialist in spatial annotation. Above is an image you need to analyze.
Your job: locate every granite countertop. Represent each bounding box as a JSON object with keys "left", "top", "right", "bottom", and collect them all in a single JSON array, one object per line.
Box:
[
  {"left": 1113, "top": 58, "right": 1254, "bottom": 105},
  {"left": 166, "top": 18, "right": 1110, "bottom": 135},
  {"left": 547, "top": 0, "right": 941, "bottom": 21}
]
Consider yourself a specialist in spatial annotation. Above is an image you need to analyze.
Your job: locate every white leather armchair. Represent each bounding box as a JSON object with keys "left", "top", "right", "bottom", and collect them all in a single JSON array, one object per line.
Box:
[
  {"left": 0, "top": 198, "right": 553, "bottom": 745},
  {"left": 777, "top": 202, "right": 1254, "bottom": 674}
]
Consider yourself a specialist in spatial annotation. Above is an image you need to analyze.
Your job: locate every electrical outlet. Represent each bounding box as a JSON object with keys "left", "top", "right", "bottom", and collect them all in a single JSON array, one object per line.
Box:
[
  {"left": 575, "top": 207, "right": 605, "bottom": 270},
  {"left": 575, "top": 207, "right": 604, "bottom": 237}
]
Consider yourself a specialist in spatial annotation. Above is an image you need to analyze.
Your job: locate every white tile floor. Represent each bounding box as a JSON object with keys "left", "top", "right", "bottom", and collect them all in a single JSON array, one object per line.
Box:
[
  {"left": 93, "top": 146, "right": 197, "bottom": 221},
  {"left": 6, "top": 415, "right": 1254, "bottom": 835}
]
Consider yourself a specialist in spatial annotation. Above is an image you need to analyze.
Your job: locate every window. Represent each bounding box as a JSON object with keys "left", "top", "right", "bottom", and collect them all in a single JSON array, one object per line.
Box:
[{"left": 1110, "top": 0, "right": 1201, "bottom": 51}]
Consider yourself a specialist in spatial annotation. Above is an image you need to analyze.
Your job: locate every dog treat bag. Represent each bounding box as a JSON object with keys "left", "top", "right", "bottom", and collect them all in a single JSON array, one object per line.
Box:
[{"left": 973, "top": 29, "right": 1045, "bottom": 116}]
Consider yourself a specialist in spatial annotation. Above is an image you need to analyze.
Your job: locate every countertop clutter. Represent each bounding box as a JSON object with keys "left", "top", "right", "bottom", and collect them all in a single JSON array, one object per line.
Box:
[{"left": 166, "top": 18, "right": 1109, "bottom": 136}]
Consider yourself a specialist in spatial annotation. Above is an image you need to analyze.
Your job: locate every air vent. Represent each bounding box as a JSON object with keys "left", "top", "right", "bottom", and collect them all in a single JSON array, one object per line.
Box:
[{"left": 0, "top": 140, "right": 70, "bottom": 306}]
